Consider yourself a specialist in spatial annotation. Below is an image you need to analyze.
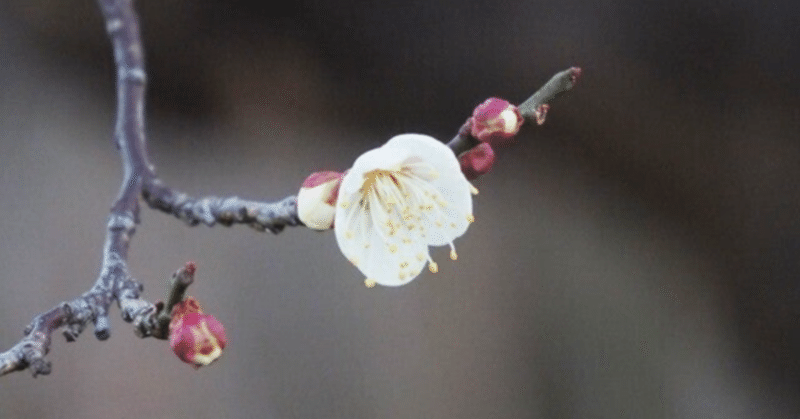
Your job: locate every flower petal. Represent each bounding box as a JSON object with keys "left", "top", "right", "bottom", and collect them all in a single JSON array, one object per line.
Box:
[
  {"left": 334, "top": 133, "right": 474, "bottom": 286},
  {"left": 388, "top": 135, "right": 472, "bottom": 246},
  {"left": 339, "top": 144, "right": 414, "bottom": 197},
  {"left": 335, "top": 189, "right": 429, "bottom": 286}
]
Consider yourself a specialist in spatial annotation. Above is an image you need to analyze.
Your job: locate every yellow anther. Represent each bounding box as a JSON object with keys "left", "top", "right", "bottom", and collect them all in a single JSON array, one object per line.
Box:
[
  {"left": 400, "top": 261, "right": 409, "bottom": 269},
  {"left": 345, "top": 230, "right": 355, "bottom": 239},
  {"left": 388, "top": 244, "right": 398, "bottom": 253},
  {"left": 469, "top": 184, "right": 479, "bottom": 195},
  {"left": 466, "top": 214, "right": 475, "bottom": 223},
  {"left": 340, "top": 201, "right": 350, "bottom": 209},
  {"left": 364, "top": 279, "right": 377, "bottom": 288},
  {"left": 416, "top": 253, "right": 425, "bottom": 261},
  {"left": 450, "top": 249, "right": 458, "bottom": 260},
  {"left": 428, "top": 262, "right": 439, "bottom": 273}
]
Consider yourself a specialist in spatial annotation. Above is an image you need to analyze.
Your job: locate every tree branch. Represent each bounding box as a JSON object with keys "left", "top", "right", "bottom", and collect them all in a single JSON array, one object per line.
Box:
[
  {"left": 142, "top": 179, "right": 300, "bottom": 234},
  {"left": 0, "top": 0, "right": 579, "bottom": 377},
  {"left": 0, "top": 0, "right": 303, "bottom": 378},
  {"left": 447, "top": 66, "right": 582, "bottom": 156}
]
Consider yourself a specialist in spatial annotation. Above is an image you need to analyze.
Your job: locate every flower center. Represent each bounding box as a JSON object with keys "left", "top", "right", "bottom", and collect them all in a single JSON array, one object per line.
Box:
[
  {"left": 361, "top": 169, "right": 399, "bottom": 199},
  {"left": 360, "top": 166, "right": 454, "bottom": 245}
]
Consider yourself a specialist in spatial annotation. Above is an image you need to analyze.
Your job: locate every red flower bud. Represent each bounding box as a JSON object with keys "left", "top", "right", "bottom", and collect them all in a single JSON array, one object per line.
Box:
[
  {"left": 297, "top": 171, "right": 344, "bottom": 230},
  {"left": 169, "top": 297, "right": 227, "bottom": 369},
  {"left": 459, "top": 143, "right": 496, "bottom": 180},
  {"left": 469, "top": 97, "right": 524, "bottom": 147}
]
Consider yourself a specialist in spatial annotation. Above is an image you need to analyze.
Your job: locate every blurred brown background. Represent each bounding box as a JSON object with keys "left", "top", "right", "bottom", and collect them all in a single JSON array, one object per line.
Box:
[{"left": 1, "top": 0, "right": 798, "bottom": 418}]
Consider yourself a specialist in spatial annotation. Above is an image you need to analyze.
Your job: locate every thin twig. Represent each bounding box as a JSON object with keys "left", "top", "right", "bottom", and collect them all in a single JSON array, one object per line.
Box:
[
  {"left": 447, "top": 66, "right": 582, "bottom": 156},
  {"left": 517, "top": 67, "right": 582, "bottom": 122},
  {"left": 142, "top": 178, "right": 300, "bottom": 234},
  {"left": 152, "top": 262, "right": 196, "bottom": 340}
]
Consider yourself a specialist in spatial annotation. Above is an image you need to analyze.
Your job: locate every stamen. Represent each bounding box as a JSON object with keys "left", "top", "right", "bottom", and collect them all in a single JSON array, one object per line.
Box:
[
  {"left": 466, "top": 214, "right": 475, "bottom": 223},
  {"left": 428, "top": 261, "right": 439, "bottom": 273},
  {"left": 364, "top": 279, "right": 377, "bottom": 288},
  {"left": 469, "top": 184, "right": 479, "bottom": 195},
  {"left": 449, "top": 244, "right": 458, "bottom": 261}
]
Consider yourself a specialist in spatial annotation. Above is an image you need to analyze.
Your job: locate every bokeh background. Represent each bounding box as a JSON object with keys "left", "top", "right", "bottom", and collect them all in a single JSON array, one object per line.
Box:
[{"left": 1, "top": 0, "right": 798, "bottom": 418}]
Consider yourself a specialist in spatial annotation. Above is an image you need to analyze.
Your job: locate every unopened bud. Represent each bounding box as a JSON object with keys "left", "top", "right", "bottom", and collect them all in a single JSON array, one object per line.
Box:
[
  {"left": 469, "top": 97, "right": 523, "bottom": 147},
  {"left": 297, "top": 171, "right": 343, "bottom": 230},
  {"left": 459, "top": 143, "right": 496, "bottom": 180},
  {"left": 169, "top": 297, "right": 227, "bottom": 369}
]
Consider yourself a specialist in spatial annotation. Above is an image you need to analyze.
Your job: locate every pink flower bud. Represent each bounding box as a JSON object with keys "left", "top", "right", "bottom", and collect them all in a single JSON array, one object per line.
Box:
[
  {"left": 297, "top": 171, "right": 343, "bottom": 230},
  {"left": 169, "top": 297, "right": 227, "bottom": 369},
  {"left": 469, "top": 97, "right": 523, "bottom": 147},
  {"left": 459, "top": 143, "right": 496, "bottom": 180}
]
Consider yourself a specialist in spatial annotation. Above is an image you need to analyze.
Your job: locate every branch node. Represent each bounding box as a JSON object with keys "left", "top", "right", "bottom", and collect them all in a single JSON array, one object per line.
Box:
[
  {"left": 119, "top": 67, "right": 146, "bottom": 84},
  {"left": 29, "top": 358, "right": 52, "bottom": 378}
]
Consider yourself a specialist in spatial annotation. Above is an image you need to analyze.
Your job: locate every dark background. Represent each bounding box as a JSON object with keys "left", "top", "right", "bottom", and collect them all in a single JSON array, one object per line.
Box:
[{"left": 0, "top": 0, "right": 798, "bottom": 418}]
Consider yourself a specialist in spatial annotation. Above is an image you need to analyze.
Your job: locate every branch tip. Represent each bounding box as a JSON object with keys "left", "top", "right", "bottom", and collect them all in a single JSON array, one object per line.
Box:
[
  {"left": 447, "top": 66, "right": 581, "bottom": 156},
  {"left": 94, "top": 316, "right": 111, "bottom": 340}
]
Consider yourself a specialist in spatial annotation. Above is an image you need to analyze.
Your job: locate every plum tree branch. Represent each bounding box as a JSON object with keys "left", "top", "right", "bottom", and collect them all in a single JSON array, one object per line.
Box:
[
  {"left": 0, "top": 0, "right": 298, "bottom": 378},
  {"left": 447, "top": 66, "right": 582, "bottom": 156},
  {"left": 0, "top": 0, "right": 578, "bottom": 378}
]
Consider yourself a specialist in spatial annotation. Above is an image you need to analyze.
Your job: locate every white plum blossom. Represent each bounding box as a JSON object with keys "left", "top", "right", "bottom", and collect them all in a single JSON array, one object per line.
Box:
[{"left": 334, "top": 134, "right": 477, "bottom": 287}]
